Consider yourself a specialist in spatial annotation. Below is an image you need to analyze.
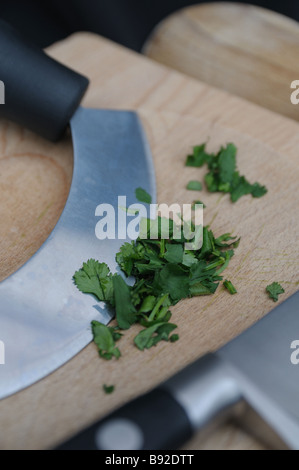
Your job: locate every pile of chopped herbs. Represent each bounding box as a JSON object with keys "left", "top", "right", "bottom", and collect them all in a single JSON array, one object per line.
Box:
[
  {"left": 73, "top": 217, "right": 240, "bottom": 359},
  {"left": 186, "top": 143, "right": 267, "bottom": 202},
  {"left": 72, "top": 139, "right": 280, "bottom": 395}
]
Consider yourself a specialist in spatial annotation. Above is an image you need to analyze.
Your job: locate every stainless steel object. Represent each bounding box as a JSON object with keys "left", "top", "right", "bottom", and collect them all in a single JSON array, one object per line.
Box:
[
  {"left": 0, "top": 108, "right": 156, "bottom": 400},
  {"left": 164, "top": 290, "right": 299, "bottom": 449}
]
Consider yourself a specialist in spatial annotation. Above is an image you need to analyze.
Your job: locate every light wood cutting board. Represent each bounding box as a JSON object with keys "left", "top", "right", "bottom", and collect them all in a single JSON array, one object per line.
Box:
[{"left": 0, "top": 33, "right": 298, "bottom": 450}]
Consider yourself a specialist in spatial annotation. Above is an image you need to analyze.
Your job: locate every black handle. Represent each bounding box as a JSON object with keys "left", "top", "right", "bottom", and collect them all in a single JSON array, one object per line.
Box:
[
  {"left": 0, "top": 20, "right": 89, "bottom": 141},
  {"left": 55, "top": 354, "right": 243, "bottom": 450},
  {"left": 56, "top": 389, "right": 192, "bottom": 450}
]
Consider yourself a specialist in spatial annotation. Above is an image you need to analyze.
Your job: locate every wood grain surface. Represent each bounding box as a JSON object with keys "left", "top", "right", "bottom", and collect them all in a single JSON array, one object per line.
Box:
[
  {"left": 0, "top": 32, "right": 298, "bottom": 450},
  {"left": 144, "top": 2, "right": 299, "bottom": 121}
]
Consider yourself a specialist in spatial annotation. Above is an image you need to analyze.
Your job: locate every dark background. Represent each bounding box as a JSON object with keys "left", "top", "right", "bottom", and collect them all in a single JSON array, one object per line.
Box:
[{"left": 1, "top": 0, "right": 299, "bottom": 51}]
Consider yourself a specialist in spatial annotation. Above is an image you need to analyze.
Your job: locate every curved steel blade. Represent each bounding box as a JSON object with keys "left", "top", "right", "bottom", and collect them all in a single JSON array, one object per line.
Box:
[{"left": 0, "top": 107, "right": 156, "bottom": 399}]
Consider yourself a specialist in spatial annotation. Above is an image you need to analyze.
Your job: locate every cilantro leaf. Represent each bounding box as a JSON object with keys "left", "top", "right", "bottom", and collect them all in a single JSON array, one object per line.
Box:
[
  {"left": 266, "top": 282, "right": 284, "bottom": 302},
  {"left": 185, "top": 144, "right": 212, "bottom": 167},
  {"left": 189, "top": 281, "right": 217, "bottom": 296},
  {"left": 113, "top": 275, "right": 137, "bottom": 329},
  {"left": 205, "top": 171, "right": 219, "bottom": 192},
  {"left": 103, "top": 384, "right": 115, "bottom": 394},
  {"left": 230, "top": 174, "right": 253, "bottom": 202},
  {"left": 170, "top": 334, "right": 179, "bottom": 343},
  {"left": 186, "top": 180, "right": 202, "bottom": 191},
  {"left": 250, "top": 182, "right": 268, "bottom": 198},
  {"left": 73, "top": 259, "right": 114, "bottom": 304},
  {"left": 135, "top": 187, "right": 152, "bottom": 204},
  {"left": 91, "top": 321, "right": 121, "bottom": 360},
  {"left": 218, "top": 143, "right": 237, "bottom": 186},
  {"left": 134, "top": 322, "right": 177, "bottom": 350},
  {"left": 116, "top": 241, "right": 144, "bottom": 276},
  {"left": 164, "top": 244, "right": 184, "bottom": 264},
  {"left": 223, "top": 280, "right": 237, "bottom": 295},
  {"left": 138, "top": 295, "right": 157, "bottom": 313},
  {"left": 153, "top": 264, "right": 190, "bottom": 303},
  {"left": 182, "top": 250, "right": 197, "bottom": 267}
]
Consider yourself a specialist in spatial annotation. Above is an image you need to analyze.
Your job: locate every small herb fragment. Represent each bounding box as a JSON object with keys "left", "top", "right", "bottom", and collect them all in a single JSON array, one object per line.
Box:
[
  {"left": 113, "top": 275, "right": 137, "bottom": 330},
  {"left": 170, "top": 334, "right": 179, "bottom": 343},
  {"left": 266, "top": 282, "right": 284, "bottom": 302},
  {"left": 223, "top": 279, "right": 237, "bottom": 295},
  {"left": 91, "top": 321, "right": 122, "bottom": 360},
  {"left": 103, "top": 384, "right": 115, "bottom": 394},
  {"left": 186, "top": 181, "right": 202, "bottom": 191},
  {"left": 185, "top": 144, "right": 212, "bottom": 167},
  {"left": 185, "top": 143, "right": 267, "bottom": 202},
  {"left": 135, "top": 187, "right": 152, "bottom": 204},
  {"left": 134, "top": 322, "right": 177, "bottom": 350}
]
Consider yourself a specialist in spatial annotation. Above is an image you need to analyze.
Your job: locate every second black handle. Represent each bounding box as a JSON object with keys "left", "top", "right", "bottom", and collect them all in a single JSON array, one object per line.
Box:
[
  {"left": 56, "top": 355, "right": 242, "bottom": 450},
  {"left": 57, "top": 389, "right": 192, "bottom": 450}
]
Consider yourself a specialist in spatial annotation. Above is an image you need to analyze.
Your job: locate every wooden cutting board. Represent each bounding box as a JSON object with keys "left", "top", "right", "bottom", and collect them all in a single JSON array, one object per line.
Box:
[{"left": 0, "top": 33, "right": 298, "bottom": 450}]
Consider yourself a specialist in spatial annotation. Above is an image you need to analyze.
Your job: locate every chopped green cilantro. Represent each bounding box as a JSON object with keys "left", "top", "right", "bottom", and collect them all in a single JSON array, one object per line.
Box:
[
  {"left": 186, "top": 181, "right": 202, "bottom": 191},
  {"left": 170, "top": 334, "right": 180, "bottom": 343},
  {"left": 134, "top": 322, "right": 177, "bottom": 350},
  {"left": 135, "top": 187, "right": 152, "bottom": 204},
  {"left": 103, "top": 384, "right": 115, "bottom": 394},
  {"left": 74, "top": 219, "right": 240, "bottom": 357},
  {"left": 72, "top": 137, "right": 273, "bottom": 396},
  {"left": 266, "top": 282, "right": 285, "bottom": 302},
  {"left": 223, "top": 280, "right": 237, "bottom": 295},
  {"left": 185, "top": 143, "right": 212, "bottom": 167},
  {"left": 91, "top": 321, "right": 121, "bottom": 360},
  {"left": 112, "top": 275, "right": 137, "bottom": 330},
  {"left": 73, "top": 260, "right": 114, "bottom": 304},
  {"left": 186, "top": 142, "right": 267, "bottom": 202}
]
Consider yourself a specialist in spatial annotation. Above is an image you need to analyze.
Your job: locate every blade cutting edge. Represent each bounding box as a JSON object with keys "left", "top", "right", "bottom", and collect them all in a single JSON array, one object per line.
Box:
[{"left": 0, "top": 107, "right": 156, "bottom": 400}]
